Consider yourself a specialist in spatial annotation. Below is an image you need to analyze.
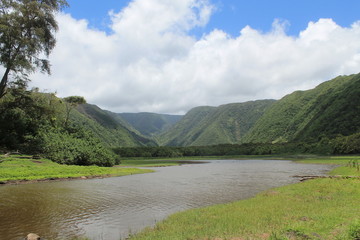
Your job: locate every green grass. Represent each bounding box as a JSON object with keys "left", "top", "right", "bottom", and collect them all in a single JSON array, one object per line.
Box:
[
  {"left": 130, "top": 156, "right": 360, "bottom": 240},
  {"left": 295, "top": 156, "right": 360, "bottom": 176},
  {"left": 0, "top": 155, "right": 153, "bottom": 182},
  {"left": 294, "top": 155, "right": 359, "bottom": 165}
]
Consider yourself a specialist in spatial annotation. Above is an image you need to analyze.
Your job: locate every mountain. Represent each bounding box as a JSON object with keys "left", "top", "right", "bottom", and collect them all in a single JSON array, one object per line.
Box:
[
  {"left": 243, "top": 73, "right": 360, "bottom": 143},
  {"left": 118, "top": 112, "right": 182, "bottom": 137},
  {"left": 73, "top": 104, "right": 156, "bottom": 147},
  {"left": 72, "top": 73, "right": 360, "bottom": 148},
  {"left": 158, "top": 106, "right": 216, "bottom": 146},
  {"left": 160, "top": 100, "right": 275, "bottom": 146}
]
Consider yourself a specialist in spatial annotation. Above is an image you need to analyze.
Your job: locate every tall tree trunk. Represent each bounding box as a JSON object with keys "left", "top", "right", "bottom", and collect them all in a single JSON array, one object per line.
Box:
[{"left": 0, "top": 68, "right": 11, "bottom": 98}]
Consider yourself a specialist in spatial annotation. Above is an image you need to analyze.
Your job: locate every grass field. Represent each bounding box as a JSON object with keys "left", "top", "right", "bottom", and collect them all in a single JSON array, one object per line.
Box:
[
  {"left": 0, "top": 155, "right": 153, "bottom": 182},
  {"left": 130, "top": 156, "right": 360, "bottom": 240},
  {"left": 295, "top": 155, "right": 360, "bottom": 176}
]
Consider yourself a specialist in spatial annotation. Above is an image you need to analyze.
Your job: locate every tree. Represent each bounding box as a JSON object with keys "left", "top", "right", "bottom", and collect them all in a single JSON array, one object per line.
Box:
[
  {"left": 63, "top": 96, "right": 86, "bottom": 128},
  {"left": 0, "top": 0, "right": 68, "bottom": 98},
  {"left": 0, "top": 82, "right": 63, "bottom": 150}
]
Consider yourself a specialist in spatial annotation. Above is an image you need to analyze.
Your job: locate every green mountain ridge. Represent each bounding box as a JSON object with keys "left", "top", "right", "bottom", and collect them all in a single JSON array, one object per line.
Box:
[
  {"left": 160, "top": 100, "right": 275, "bottom": 146},
  {"left": 70, "top": 73, "right": 360, "bottom": 148},
  {"left": 159, "top": 106, "right": 216, "bottom": 146},
  {"left": 74, "top": 104, "right": 156, "bottom": 147},
  {"left": 1, "top": 73, "right": 359, "bottom": 157},
  {"left": 118, "top": 112, "right": 182, "bottom": 137},
  {"left": 243, "top": 73, "right": 360, "bottom": 143}
]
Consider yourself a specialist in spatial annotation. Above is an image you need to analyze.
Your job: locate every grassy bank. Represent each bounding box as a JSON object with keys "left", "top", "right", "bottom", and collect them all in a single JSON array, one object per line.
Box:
[
  {"left": 130, "top": 156, "right": 360, "bottom": 240},
  {"left": 0, "top": 155, "right": 153, "bottom": 183}
]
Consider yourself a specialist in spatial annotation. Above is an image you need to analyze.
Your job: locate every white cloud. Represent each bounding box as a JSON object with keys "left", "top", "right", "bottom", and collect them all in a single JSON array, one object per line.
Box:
[{"left": 30, "top": 0, "right": 360, "bottom": 114}]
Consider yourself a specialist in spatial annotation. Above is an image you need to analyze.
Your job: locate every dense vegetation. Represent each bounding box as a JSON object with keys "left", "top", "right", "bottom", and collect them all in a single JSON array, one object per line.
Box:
[
  {"left": 147, "top": 73, "right": 360, "bottom": 147},
  {"left": 159, "top": 100, "right": 275, "bottom": 146},
  {"left": 114, "top": 132, "right": 360, "bottom": 158},
  {"left": 75, "top": 104, "right": 156, "bottom": 147},
  {"left": 244, "top": 74, "right": 360, "bottom": 143},
  {"left": 1, "top": 73, "right": 360, "bottom": 166},
  {"left": 0, "top": 83, "right": 118, "bottom": 166},
  {"left": 114, "top": 73, "right": 359, "bottom": 148}
]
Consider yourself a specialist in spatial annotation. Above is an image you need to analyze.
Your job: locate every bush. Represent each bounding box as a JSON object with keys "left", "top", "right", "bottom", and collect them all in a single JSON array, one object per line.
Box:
[
  {"left": 37, "top": 126, "right": 117, "bottom": 167},
  {"left": 0, "top": 86, "right": 118, "bottom": 167}
]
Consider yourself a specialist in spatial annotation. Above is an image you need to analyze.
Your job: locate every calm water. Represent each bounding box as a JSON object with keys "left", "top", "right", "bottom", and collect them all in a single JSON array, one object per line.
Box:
[{"left": 0, "top": 160, "right": 332, "bottom": 240}]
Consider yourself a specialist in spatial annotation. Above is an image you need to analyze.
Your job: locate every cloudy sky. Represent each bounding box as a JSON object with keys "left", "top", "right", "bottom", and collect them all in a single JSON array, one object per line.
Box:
[{"left": 30, "top": 0, "right": 360, "bottom": 114}]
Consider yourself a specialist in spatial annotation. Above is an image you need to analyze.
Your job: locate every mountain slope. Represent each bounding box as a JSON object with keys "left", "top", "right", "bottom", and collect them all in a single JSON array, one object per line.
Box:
[
  {"left": 119, "top": 112, "right": 182, "bottom": 137},
  {"left": 70, "top": 73, "right": 360, "bottom": 147},
  {"left": 159, "top": 106, "right": 215, "bottom": 146},
  {"left": 243, "top": 73, "right": 360, "bottom": 143},
  {"left": 160, "top": 100, "right": 275, "bottom": 146},
  {"left": 73, "top": 104, "right": 156, "bottom": 147}
]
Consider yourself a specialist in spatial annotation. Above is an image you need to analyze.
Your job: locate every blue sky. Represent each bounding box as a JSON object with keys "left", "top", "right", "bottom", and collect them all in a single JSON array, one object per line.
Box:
[
  {"left": 64, "top": 0, "right": 360, "bottom": 37},
  {"left": 30, "top": 0, "right": 360, "bottom": 113}
]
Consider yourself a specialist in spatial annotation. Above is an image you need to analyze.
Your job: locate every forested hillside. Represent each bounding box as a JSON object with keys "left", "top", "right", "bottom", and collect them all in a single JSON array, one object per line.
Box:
[
  {"left": 75, "top": 104, "right": 156, "bottom": 147},
  {"left": 243, "top": 73, "right": 360, "bottom": 143},
  {"left": 0, "top": 86, "right": 117, "bottom": 166},
  {"left": 158, "top": 106, "right": 216, "bottom": 146},
  {"left": 1, "top": 73, "right": 359, "bottom": 162},
  {"left": 0, "top": 86, "right": 154, "bottom": 166},
  {"left": 160, "top": 100, "right": 275, "bottom": 146},
  {"left": 30, "top": 73, "right": 359, "bottom": 151},
  {"left": 119, "top": 112, "right": 182, "bottom": 137},
  {"left": 153, "top": 73, "right": 360, "bottom": 147}
]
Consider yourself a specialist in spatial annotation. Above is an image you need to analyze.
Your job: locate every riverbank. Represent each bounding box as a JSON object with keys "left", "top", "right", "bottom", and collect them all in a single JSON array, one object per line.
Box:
[
  {"left": 0, "top": 154, "right": 153, "bottom": 185},
  {"left": 130, "top": 156, "right": 360, "bottom": 240},
  {"left": 2, "top": 155, "right": 359, "bottom": 239}
]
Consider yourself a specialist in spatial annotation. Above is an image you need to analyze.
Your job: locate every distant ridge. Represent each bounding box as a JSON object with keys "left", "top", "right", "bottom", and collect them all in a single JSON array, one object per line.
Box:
[
  {"left": 243, "top": 73, "right": 360, "bottom": 143},
  {"left": 71, "top": 73, "right": 360, "bottom": 148},
  {"left": 118, "top": 112, "right": 182, "bottom": 137},
  {"left": 159, "top": 100, "right": 275, "bottom": 146},
  {"left": 74, "top": 104, "right": 156, "bottom": 147}
]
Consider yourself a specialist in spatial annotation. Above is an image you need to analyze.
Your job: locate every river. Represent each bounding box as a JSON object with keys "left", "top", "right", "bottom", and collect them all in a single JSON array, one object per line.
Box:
[{"left": 0, "top": 160, "right": 332, "bottom": 240}]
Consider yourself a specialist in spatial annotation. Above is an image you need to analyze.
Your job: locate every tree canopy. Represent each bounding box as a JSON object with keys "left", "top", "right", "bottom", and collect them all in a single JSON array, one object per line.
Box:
[{"left": 0, "top": 0, "right": 68, "bottom": 98}]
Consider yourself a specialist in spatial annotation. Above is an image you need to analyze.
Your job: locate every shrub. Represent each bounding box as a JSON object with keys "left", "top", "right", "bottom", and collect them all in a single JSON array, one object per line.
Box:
[{"left": 37, "top": 126, "right": 117, "bottom": 167}]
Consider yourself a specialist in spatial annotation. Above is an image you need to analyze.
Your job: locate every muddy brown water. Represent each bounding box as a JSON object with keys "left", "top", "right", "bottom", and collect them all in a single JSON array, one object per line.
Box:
[{"left": 0, "top": 160, "right": 332, "bottom": 240}]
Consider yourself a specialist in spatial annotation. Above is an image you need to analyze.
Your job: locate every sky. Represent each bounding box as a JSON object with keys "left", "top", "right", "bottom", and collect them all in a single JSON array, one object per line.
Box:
[{"left": 29, "top": 0, "right": 360, "bottom": 114}]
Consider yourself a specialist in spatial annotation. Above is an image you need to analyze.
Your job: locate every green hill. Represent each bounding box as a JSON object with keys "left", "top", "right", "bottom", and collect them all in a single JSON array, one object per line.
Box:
[
  {"left": 74, "top": 104, "right": 156, "bottom": 147},
  {"left": 2, "top": 73, "right": 359, "bottom": 157},
  {"left": 119, "top": 112, "right": 182, "bottom": 137},
  {"left": 243, "top": 73, "right": 360, "bottom": 143},
  {"left": 158, "top": 106, "right": 215, "bottom": 146},
  {"left": 71, "top": 73, "right": 360, "bottom": 148},
  {"left": 160, "top": 100, "right": 275, "bottom": 146}
]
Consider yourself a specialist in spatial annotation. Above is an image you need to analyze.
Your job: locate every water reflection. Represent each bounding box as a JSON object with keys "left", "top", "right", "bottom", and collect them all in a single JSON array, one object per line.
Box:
[{"left": 0, "top": 160, "right": 332, "bottom": 240}]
